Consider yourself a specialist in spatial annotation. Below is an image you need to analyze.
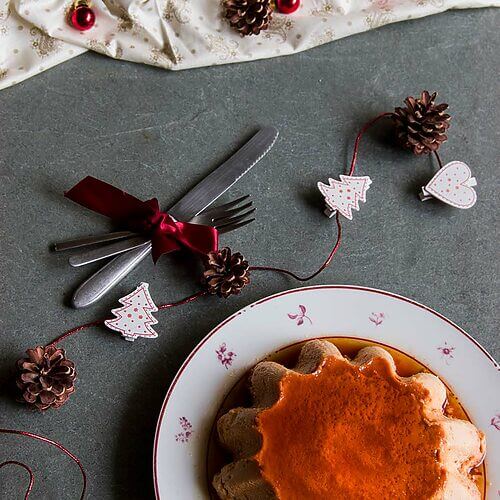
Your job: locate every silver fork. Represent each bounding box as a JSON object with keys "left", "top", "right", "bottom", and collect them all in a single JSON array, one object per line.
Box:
[
  {"left": 190, "top": 195, "right": 254, "bottom": 231},
  {"left": 69, "top": 196, "right": 255, "bottom": 308},
  {"left": 64, "top": 196, "right": 254, "bottom": 267}
]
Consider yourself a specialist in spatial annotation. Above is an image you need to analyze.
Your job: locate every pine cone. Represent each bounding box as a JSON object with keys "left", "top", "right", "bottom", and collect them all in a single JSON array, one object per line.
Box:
[
  {"left": 392, "top": 91, "right": 451, "bottom": 155},
  {"left": 224, "top": 0, "right": 273, "bottom": 37},
  {"left": 16, "top": 346, "right": 76, "bottom": 411},
  {"left": 203, "top": 247, "right": 250, "bottom": 298}
]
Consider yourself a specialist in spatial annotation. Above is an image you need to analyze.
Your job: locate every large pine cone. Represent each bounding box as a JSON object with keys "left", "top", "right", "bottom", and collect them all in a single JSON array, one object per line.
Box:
[
  {"left": 392, "top": 91, "right": 451, "bottom": 155},
  {"left": 224, "top": 0, "right": 273, "bottom": 37},
  {"left": 203, "top": 247, "right": 250, "bottom": 298},
  {"left": 16, "top": 346, "right": 76, "bottom": 411}
]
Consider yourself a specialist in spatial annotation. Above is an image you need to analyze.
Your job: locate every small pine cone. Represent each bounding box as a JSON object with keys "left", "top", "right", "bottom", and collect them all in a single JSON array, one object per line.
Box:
[
  {"left": 224, "top": 0, "right": 273, "bottom": 37},
  {"left": 392, "top": 91, "right": 451, "bottom": 155},
  {"left": 16, "top": 346, "right": 76, "bottom": 411},
  {"left": 203, "top": 247, "right": 250, "bottom": 298}
]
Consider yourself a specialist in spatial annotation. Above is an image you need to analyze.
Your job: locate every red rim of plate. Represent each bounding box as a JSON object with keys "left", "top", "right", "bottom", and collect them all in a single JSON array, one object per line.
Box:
[{"left": 152, "top": 284, "right": 499, "bottom": 498}]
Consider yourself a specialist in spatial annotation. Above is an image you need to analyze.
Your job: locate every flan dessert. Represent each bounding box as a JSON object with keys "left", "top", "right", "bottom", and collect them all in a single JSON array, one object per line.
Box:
[{"left": 213, "top": 340, "right": 485, "bottom": 499}]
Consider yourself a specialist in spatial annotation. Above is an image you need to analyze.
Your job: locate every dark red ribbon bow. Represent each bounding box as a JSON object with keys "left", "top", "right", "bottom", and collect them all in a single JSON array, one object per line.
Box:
[{"left": 65, "top": 176, "right": 218, "bottom": 263}]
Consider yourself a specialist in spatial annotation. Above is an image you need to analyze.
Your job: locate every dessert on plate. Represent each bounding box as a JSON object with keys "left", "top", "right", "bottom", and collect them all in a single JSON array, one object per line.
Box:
[{"left": 213, "top": 339, "right": 485, "bottom": 499}]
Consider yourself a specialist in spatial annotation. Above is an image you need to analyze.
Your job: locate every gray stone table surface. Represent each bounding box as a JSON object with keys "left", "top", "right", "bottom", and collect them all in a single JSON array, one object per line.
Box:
[{"left": 1, "top": 8, "right": 499, "bottom": 499}]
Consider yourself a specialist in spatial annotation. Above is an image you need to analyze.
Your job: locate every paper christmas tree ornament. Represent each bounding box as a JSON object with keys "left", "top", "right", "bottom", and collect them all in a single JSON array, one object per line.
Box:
[
  {"left": 105, "top": 282, "right": 158, "bottom": 341},
  {"left": 318, "top": 175, "right": 372, "bottom": 219}
]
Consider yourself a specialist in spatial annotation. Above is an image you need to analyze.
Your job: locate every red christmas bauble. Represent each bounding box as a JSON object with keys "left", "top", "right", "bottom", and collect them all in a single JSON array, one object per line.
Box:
[
  {"left": 70, "top": 4, "right": 95, "bottom": 31},
  {"left": 276, "top": 0, "right": 300, "bottom": 14}
]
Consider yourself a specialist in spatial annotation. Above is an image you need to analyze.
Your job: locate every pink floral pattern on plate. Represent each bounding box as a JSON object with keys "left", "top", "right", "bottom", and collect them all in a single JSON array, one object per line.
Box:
[
  {"left": 175, "top": 417, "right": 192, "bottom": 443},
  {"left": 491, "top": 414, "right": 500, "bottom": 431},
  {"left": 215, "top": 343, "right": 236, "bottom": 369},
  {"left": 437, "top": 342, "right": 455, "bottom": 364},
  {"left": 288, "top": 305, "right": 312, "bottom": 326},
  {"left": 369, "top": 312, "right": 385, "bottom": 326}
]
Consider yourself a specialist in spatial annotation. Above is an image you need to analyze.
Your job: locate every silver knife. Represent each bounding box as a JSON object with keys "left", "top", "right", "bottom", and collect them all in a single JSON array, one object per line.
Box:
[
  {"left": 54, "top": 231, "right": 137, "bottom": 252},
  {"left": 71, "top": 126, "right": 279, "bottom": 308},
  {"left": 68, "top": 236, "right": 149, "bottom": 267}
]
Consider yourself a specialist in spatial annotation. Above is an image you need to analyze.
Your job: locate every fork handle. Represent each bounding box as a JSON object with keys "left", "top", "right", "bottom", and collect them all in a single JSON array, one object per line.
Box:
[{"left": 71, "top": 242, "right": 152, "bottom": 309}]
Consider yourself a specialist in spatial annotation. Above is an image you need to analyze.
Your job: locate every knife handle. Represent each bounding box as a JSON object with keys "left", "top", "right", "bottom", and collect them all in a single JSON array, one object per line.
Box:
[{"left": 71, "top": 242, "right": 152, "bottom": 309}]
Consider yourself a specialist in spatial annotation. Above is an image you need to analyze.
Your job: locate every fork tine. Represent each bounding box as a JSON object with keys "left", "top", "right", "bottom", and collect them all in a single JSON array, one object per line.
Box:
[
  {"left": 217, "top": 218, "right": 255, "bottom": 234},
  {"left": 215, "top": 208, "right": 256, "bottom": 228},
  {"left": 212, "top": 202, "right": 253, "bottom": 222},
  {"left": 200, "top": 195, "right": 250, "bottom": 218}
]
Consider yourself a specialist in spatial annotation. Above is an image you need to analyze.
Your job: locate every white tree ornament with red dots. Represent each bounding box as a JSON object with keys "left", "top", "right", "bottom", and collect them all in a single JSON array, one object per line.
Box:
[
  {"left": 104, "top": 282, "right": 158, "bottom": 341},
  {"left": 318, "top": 175, "right": 372, "bottom": 220}
]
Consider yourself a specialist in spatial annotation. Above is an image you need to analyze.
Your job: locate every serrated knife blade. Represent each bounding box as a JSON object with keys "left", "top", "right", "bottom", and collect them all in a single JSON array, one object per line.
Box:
[{"left": 168, "top": 126, "right": 279, "bottom": 221}]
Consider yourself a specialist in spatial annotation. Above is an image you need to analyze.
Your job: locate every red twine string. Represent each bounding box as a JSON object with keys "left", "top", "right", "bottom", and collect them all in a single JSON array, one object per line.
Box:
[
  {"left": 45, "top": 291, "right": 209, "bottom": 347},
  {"left": 348, "top": 112, "right": 393, "bottom": 176},
  {"left": 46, "top": 112, "right": 392, "bottom": 347},
  {"left": 7, "top": 113, "right": 393, "bottom": 498},
  {"left": 0, "top": 461, "right": 34, "bottom": 500},
  {"left": 0, "top": 429, "right": 86, "bottom": 500},
  {"left": 434, "top": 150, "right": 444, "bottom": 169},
  {"left": 47, "top": 319, "right": 104, "bottom": 347},
  {"left": 250, "top": 211, "right": 342, "bottom": 281},
  {"left": 251, "top": 111, "right": 392, "bottom": 281},
  {"left": 157, "top": 290, "right": 208, "bottom": 311}
]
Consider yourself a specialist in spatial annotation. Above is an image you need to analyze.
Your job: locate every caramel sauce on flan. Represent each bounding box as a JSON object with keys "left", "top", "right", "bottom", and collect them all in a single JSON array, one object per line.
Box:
[
  {"left": 207, "top": 337, "right": 485, "bottom": 498},
  {"left": 255, "top": 355, "right": 445, "bottom": 499}
]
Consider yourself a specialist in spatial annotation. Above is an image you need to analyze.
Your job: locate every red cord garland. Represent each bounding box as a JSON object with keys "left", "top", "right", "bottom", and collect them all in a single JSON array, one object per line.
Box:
[
  {"left": 250, "top": 112, "right": 393, "bottom": 280},
  {"left": 46, "top": 113, "right": 393, "bottom": 347},
  {"left": 6, "top": 113, "right": 394, "bottom": 498},
  {"left": 47, "top": 318, "right": 104, "bottom": 347},
  {"left": 46, "top": 291, "right": 208, "bottom": 347},
  {"left": 434, "top": 150, "right": 444, "bottom": 169},
  {"left": 348, "top": 112, "right": 392, "bottom": 175},
  {"left": 157, "top": 290, "right": 208, "bottom": 311},
  {"left": 0, "top": 429, "right": 86, "bottom": 499},
  {"left": 249, "top": 211, "right": 342, "bottom": 281},
  {"left": 0, "top": 461, "right": 34, "bottom": 500}
]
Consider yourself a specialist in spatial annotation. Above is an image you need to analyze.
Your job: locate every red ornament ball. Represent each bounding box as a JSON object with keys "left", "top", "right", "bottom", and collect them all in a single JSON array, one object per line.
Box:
[
  {"left": 276, "top": 0, "right": 300, "bottom": 14},
  {"left": 70, "top": 4, "right": 95, "bottom": 31}
]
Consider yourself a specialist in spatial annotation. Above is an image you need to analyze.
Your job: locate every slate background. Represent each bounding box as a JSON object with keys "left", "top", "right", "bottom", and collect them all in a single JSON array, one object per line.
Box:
[{"left": 0, "top": 8, "right": 498, "bottom": 499}]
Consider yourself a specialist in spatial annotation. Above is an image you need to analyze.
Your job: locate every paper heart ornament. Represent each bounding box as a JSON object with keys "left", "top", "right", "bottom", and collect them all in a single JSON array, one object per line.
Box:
[
  {"left": 318, "top": 175, "right": 372, "bottom": 220},
  {"left": 420, "top": 161, "right": 477, "bottom": 209}
]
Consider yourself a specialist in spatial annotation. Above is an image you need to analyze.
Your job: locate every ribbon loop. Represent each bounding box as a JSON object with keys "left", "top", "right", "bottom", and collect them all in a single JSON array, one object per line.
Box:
[{"left": 65, "top": 176, "right": 218, "bottom": 263}]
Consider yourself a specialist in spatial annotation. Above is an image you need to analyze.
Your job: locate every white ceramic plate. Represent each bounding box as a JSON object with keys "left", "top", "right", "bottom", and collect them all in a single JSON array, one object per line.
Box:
[{"left": 154, "top": 285, "right": 499, "bottom": 499}]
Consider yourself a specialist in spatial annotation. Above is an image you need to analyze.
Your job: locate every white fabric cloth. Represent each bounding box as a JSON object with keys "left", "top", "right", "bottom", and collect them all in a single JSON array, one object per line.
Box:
[{"left": 1, "top": 0, "right": 498, "bottom": 90}]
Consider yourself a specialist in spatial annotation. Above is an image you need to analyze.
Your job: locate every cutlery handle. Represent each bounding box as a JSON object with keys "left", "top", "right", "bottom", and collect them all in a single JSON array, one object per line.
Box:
[
  {"left": 68, "top": 236, "right": 149, "bottom": 267},
  {"left": 71, "top": 242, "right": 152, "bottom": 308},
  {"left": 54, "top": 231, "right": 136, "bottom": 251}
]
